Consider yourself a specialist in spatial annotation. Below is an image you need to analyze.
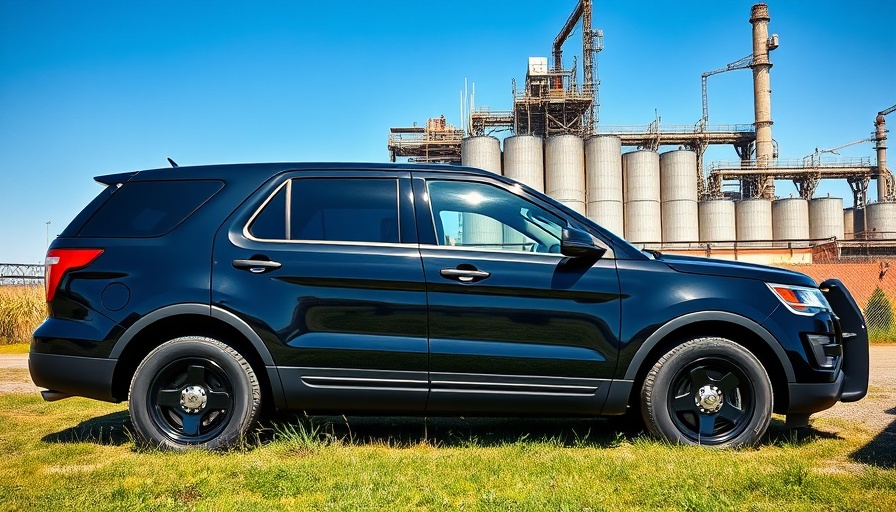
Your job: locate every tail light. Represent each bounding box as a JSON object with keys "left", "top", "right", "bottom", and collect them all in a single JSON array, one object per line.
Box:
[{"left": 45, "top": 248, "right": 104, "bottom": 301}]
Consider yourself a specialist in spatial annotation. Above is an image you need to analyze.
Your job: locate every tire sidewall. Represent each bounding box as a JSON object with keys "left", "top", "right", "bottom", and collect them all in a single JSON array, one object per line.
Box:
[{"left": 129, "top": 337, "right": 256, "bottom": 450}]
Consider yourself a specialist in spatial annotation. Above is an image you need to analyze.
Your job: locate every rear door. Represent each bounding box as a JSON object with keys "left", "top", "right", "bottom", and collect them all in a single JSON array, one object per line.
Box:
[
  {"left": 212, "top": 169, "right": 428, "bottom": 413},
  {"left": 413, "top": 173, "right": 622, "bottom": 415}
]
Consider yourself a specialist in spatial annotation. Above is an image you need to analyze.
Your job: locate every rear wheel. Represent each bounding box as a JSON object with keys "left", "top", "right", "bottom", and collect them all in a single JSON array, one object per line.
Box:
[
  {"left": 641, "top": 337, "right": 772, "bottom": 447},
  {"left": 129, "top": 336, "right": 260, "bottom": 450}
]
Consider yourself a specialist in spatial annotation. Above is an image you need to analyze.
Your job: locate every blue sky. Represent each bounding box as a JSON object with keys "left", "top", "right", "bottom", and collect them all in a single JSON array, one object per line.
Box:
[{"left": 1, "top": 1, "right": 893, "bottom": 263}]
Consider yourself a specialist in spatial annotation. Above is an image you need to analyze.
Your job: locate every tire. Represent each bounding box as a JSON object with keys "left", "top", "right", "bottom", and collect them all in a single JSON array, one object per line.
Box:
[
  {"left": 640, "top": 337, "right": 772, "bottom": 448},
  {"left": 128, "top": 336, "right": 260, "bottom": 450}
]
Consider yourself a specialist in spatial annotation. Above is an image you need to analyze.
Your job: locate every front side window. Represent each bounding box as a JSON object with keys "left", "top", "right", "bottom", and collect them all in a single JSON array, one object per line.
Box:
[
  {"left": 426, "top": 180, "right": 564, "bottom": 253},
  {"left": 248, "top": 178, "right": 400, "bottom": 243}
]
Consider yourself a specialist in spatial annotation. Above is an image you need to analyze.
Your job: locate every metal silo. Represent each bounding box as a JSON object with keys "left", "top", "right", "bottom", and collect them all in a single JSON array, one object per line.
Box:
[
  {"left": 735, "top": 199, "right": 772, "bottom": 242},
  {"left": 461, "top": 213, "right": 504, "bottom": 249},
  {"left": 660, "top": 149, "right": 698, "bottom": 243},
  {"left": 851, "top": 207, "right": 866, "bottom": 239},
  {"left": 503, "top": 135, "right": 544, "bottom": 192},
  {"left": 867, "top": 202, "right": 896, "bottom": 239},
  {"left": 623, "top": 150, "right": 661, "bottom": 244},
  {"left": 808, "top": 197, "right": 844, "bottom": 240},
  {"left": 772, "top": 198, "right": 809, "bottom": 241},
  {"left": 585, "top": 135, "right": 624, "bottom": 236},
  {"left": 545, "top": 135, "right": 586, "bottom": 215},
  {"left": 843, "top": 207, "right": 857, "bottom": 239},
  {"left": 699, "top": 199, "right": 736, "bottom": 242},
  {"left": 461, "top": 136, "right": 502, "bottom": 175},
  {"left": 461, "top": 136, "right": 503, "bottom": 248}
]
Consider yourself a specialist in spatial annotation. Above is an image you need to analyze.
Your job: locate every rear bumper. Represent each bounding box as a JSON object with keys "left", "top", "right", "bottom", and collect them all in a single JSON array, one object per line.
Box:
[{"left": 28, "top": 352, "right": 119, "bottom": 403}]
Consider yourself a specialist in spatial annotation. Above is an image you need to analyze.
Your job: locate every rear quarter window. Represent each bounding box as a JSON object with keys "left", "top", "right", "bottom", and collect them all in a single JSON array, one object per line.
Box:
[{"left": 78, "top": 180, "right": 224, "bottom": 238}]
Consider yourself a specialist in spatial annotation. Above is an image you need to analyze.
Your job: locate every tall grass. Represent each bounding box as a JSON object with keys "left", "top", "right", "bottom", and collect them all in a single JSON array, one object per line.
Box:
[{"left": 0, "top": 285, "right": 44, "bottom": 345}]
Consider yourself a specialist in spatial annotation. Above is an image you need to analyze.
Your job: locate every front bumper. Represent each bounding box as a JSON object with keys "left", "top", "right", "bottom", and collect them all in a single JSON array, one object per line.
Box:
[{"left": 820, "top": 278, "right": 869, "bottom": 402}]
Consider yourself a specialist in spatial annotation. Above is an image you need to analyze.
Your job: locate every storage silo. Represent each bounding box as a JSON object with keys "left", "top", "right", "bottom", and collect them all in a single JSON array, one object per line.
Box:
[
  {"left": 866, "top": 202, "right": 896, "bottom": 239},
  {"left": 852, "top": 207, "right": 866, "bottom": 238},
  {"left": 545, "top": 135, "right": 586, "bottom": 215},
  {"left": 735, "top": 199, "right": 772, "bottom": 241},
  {"left": 699, "top": 199, "right": 736, "bottom": 242},
  {"left": 843, "top": 208, "right": 855, "bottom": 240},
  {"left": 461, "top": 136, "right": 501, "bottom": 175},
  {"left": 660, "top": 149, "right": 698, "bottom": 243},
  {"left": 585, "top": 135, "right": 624, "bottom": 236},
  {"left": 808, "top": 197, "right": 844, "bottom": 240},
  {"left": 461, "top": 136, "right": 503, "bottom": 248},
  {"left": 504, "top": 135, "right": 544, "bottom": 192},
  {"left": 772, "top": 198, "right": 809, "bottom": 241},
  {"left": 623, "top": 150, "right": 661, "bottom": 244}
]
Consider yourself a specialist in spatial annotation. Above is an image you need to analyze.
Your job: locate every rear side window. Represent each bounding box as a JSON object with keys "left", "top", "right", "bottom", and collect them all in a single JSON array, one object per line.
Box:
[
  {"left": 78, "top": 180, "right": 224, "bottom": 238},
  {"left": 248, "top": 178, "right": 400, "bottom": 243}
]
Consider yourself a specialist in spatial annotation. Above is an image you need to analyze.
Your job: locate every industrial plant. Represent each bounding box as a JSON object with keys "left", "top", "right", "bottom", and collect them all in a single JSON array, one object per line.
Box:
[{"left": 387, "top": 2, "right": 895, "bottom": 264}]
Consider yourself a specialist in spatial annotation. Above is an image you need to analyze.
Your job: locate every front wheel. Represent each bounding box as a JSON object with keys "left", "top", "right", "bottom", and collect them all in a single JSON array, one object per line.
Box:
[
  {"left": 640, "top": 337, "right": 772, "bottom": 447},
  {"left": 129, "top": 337, "right": 260, "bottom": 450}
]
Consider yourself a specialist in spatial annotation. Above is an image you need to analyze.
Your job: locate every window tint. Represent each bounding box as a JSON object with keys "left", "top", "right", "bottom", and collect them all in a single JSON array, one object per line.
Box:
[
  {"left": 249, "top": 178, "right": 400, "bottom": 244},
  {"left": 427, "top": 180, "right": 564, "bottom": 253},
  {"left": 79, "top": 180, "right": 223, "bottom": 238}
]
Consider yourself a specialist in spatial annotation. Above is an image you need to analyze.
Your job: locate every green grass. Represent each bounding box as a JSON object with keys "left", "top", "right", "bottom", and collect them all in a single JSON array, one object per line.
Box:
[{"left": 0, "top": 394, "right": 894, "bottom": 511}]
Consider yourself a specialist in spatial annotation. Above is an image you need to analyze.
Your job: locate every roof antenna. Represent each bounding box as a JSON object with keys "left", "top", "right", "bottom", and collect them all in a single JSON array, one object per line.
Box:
[{"left": 167, "top": 157, "right": 179, "bottom": 168}]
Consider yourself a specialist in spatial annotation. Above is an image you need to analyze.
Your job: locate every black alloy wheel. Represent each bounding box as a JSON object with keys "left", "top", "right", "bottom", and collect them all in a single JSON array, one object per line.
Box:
[
  {"left": 129, "top": 337, "right": 260, "bottom": 450},
  {"left": 641, "top": 337, "right": 773, "bottom": 447}
]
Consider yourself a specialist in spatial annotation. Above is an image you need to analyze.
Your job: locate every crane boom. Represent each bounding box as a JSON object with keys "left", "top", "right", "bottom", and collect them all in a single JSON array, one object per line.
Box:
[
  {"left": 879, "top": 103, "right": 896, "bottom": 117},
  {"left": 700, "top": 54, "right": 753, "bottom": 126}
]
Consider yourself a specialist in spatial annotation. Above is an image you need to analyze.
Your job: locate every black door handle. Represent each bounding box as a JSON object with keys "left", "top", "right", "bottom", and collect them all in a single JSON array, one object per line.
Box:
[
  {"left": 233, "top": 259, "right": 282, "bottom": 274},
  {"left": 440, "top": 268, "right": 490, "bottom": 283}
]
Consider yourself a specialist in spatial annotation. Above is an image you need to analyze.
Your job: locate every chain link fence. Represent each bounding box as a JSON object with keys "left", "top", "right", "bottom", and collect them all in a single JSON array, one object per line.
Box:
[{"left": 865, "top": 285, "right": 895, "bottom": 342}]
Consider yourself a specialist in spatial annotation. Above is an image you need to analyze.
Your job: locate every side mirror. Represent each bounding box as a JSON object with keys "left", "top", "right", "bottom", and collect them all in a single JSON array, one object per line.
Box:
[{"left": 560, "top": 228, "right": 607, "bottom": 259}]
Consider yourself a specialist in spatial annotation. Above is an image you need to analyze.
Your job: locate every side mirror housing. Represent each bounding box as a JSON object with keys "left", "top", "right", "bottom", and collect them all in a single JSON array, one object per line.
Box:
[{"left": 560, "top": 228, "right": 607, "bottom": 259}]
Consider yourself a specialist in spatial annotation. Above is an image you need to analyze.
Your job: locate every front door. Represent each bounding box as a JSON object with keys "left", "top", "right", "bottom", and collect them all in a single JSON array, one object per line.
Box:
[{"left": 413, "top": 175, "right": 622, "bottom": 415}]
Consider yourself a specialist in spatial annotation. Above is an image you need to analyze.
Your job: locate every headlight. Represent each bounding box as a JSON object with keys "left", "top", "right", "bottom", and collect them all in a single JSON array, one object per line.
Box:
[{"left": 767, "top": 283, "right": 832, "bottom": 316}]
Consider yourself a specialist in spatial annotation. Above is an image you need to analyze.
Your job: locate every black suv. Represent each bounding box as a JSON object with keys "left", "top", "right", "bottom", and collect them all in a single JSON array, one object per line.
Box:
[{"left": 30, "top": 163, "right": 868, "bottom": 449}]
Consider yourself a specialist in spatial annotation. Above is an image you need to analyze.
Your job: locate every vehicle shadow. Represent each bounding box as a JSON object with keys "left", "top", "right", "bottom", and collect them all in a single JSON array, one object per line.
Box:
[
  {"left": 42, "top": 410, "right": 133, "bottom": 446},
  {"left": 763, "top": 417, "right": 843, "bottom": 446},
  {"left": 849, "top": 406, "right": 896, "bottom": 468}
]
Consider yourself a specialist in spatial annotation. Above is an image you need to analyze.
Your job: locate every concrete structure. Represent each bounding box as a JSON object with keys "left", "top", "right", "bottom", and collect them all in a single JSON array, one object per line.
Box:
[
  {"left": 699, "top": 199, "right": 736, "bottom": 242},
  {"left": 867, "top": 202, "right": 896, "bottom": 239},
  {"left": 585, "top": 135, "right": 624, "bottom": 236},
  {"left": 503, "top": 135, "right": 544, "bottom": 192},
  {"left": 461, "top": 136, "right": 503, "bottom": 247},
  {"left": 749, "top": 3, "right": 777, "bottom": 198},
  {"left": 545, "top": 135, "right": 586, "bottom": 215},
  {"left": 736, "top": 199, "right": 772, "bottom": 241},
  {"left": 771, "top": 198, "right": 809, "bottom": 241},
  {"left": 843, "top": 208, "right": 855, "bottom": 240},
  {"left": 623, "top": 150, "right": 661, "bottom": 243},
  {"left": 808, "top": 197, "right": 844, "bottom": 240},
  {"left": 660, "top": 149, "right": 699, "bottom": 242}
]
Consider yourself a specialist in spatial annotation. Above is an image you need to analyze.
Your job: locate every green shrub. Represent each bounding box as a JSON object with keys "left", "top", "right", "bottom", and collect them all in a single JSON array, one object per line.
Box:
[{"left": 865, "top": 286, "right": 895, "bottom": 343}]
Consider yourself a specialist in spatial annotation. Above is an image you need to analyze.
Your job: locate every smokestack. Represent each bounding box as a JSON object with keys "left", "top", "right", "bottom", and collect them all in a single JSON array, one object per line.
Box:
[
  {"left": 750, "top": 3, "right": 777, "bottom": 198},
  {"left": 876, "top": 113, "right": 890, "bottom": 200}
]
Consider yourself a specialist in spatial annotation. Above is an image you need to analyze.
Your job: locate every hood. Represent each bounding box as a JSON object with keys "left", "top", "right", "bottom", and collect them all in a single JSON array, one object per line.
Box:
[{"left": 656, "top": 253, "right": 817, "bottom": 287}]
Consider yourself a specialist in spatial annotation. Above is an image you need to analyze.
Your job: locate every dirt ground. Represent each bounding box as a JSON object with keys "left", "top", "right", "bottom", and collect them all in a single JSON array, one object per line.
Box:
[{"left": 3, "top": 347, "right": 894, "bottom": 436}]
